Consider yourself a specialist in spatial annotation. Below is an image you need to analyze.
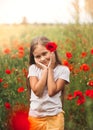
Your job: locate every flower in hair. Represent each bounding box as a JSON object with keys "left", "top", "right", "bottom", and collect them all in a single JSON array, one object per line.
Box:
[{"left": 46, "top": 42, "right": 57, "bottom": 52}]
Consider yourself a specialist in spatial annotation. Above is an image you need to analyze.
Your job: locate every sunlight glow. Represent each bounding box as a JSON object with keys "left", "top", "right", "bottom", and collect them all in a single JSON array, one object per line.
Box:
[
  {"left": 0, "top": 0, "right": 75, "bottom": 24},
  {"left": 0, "top": 0, "right": 92, "bottom": 24}
]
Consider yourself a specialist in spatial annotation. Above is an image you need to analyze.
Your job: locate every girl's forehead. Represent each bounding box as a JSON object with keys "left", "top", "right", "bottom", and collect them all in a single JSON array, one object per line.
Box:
[
  {"left": 34, "top": 44, "right": 46, "bottom": 50},
  {"left": 33, "top": 44, "right": 48, "bottom": 54}
]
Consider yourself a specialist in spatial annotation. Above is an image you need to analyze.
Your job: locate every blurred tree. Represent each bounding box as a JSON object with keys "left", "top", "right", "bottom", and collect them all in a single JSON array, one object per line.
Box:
[
  {"left": 85, "top": 0, "right": 93, "bottom": 18},
  {"left": 72, "top": 0, "right": 80, "bottom": 24},
  {"left": 21, "top": 17, "right": 28, "bottom": 24}
]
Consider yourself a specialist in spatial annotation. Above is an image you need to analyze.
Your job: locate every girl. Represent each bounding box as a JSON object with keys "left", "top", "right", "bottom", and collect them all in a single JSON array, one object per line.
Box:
[{"left": 27, "top": 36, "right": 70, "bottom": 130}]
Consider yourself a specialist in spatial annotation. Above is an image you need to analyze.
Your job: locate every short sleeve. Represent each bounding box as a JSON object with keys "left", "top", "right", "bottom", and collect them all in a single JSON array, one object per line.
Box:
[
  {"left": 28, "top": 64, "right": 38, "bottom": 78},
  {"left": 59, "top": 66, "right": 70, "bottom": 83}
]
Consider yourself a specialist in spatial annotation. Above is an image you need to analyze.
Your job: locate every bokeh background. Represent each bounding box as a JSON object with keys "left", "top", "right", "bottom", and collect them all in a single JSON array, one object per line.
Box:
[
  {"left": 0, "top": 0, "right": 93, "bottom": 130},
  {"left": 0, "top": 0, "right": 93, "bottom": 24}
]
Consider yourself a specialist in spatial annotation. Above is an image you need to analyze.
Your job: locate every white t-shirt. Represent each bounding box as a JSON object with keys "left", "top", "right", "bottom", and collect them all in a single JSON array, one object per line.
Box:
[{"left": 28, "top": 64, "right": 70, "bottom": 117}]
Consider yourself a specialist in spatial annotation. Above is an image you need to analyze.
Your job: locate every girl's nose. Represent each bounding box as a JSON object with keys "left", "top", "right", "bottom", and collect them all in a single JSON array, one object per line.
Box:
[{"left": 40, "top": 56, "right": 45, "bottom": 61}]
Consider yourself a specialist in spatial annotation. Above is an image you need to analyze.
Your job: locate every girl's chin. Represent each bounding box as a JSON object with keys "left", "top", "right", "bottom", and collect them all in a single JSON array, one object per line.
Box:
[{"left": 43, "top": 62, "right": 49, "bottom": 66}]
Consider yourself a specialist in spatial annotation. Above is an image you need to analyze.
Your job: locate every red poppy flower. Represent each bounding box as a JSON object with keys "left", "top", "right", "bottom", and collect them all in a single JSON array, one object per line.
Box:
[
  {"left": 80, "top": 63, "right": 90, "bottom": 71},
  {"left": 11, "top": 110, "right": 30, "bottom": 130},
  {"left": 85, "top": 89, "right": 93, "bottom": 99},
  {"left": 3, "top": 48, "right": 11, "bottom": 54},
  {"left": 76, "top": 95, "right": 85, "bottom": 105},
  {"left": 73, "top": 90, "right": 85, "bottom": 105},
  {"left": 66, "top": 52, "right": 72, "bottom": 59},
  {"left": 67, "top": 94, "right": 74, "bottom": 100},
  {"left": 81, "top": 52, "right": 87, "bottom": 58},
  {"left": 0, "top": 78, "right": 3, "bottom": 83},
  {"left": 17, "top": 87, "right": 24, "bottom": 93},
  {"left": 74, "top": 90, "right": 83, "bottom": 98},
  {"left": 3, "top": 83, "right": 9, "bottom": 88},
  {"left": 5, "top": 102, "right": 11, "bottom": 109},
  {"left": 5, "top": 69, "right": 11, "bottom": 74},
  {"left": 17, "top": 51, "right": 24, "bottom": 58},
  {"left": 18, "top": 46, "right": 24, "bottom": 51},
  {"left": 87, "top": 80, "right": 93, "bottom": 87},
  {"left": 46, "top": 42, "right": 57, "bottom": 52},
  {"left": 68, "top": 64, "right": 74, "bottom": 71},
  {"left": 90, "top": 48, "right": 93, "bottom": 55},
  {"left": 62, "top": 59, "right": 69, "bottom": 66}
]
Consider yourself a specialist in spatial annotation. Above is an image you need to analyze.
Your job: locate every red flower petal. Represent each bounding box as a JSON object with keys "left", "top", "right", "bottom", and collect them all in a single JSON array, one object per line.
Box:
[
  {"left": 66, "top": 52, "right": 72, "bottom": 59},
  {"left": 76, "top": 95, "right": 85, "bottom": 105},
  {"left": 17, "top": 87, "right": 24, "bottom": 93},
  {"left": 3, "top": 48, "right": 11, "bottom": 54},
  {"left": 85, "top": 89, "right": 93, "bottom": 99},
  {"left": 74, "top": 90, "right": 83, "bottom": 98},
  {"left": 62, "top": 59, "right": 69, "bottom": 66},
  {"left": 5, "top": 102, "right": 11, "bottom": 109},
  {"left": 81, "top": 52, "right": 87, "bottom": 58},
  {"left": 87, "top": 80, "right": 93, "bottom": 87},
  {"left": 80, "top": 63, "right": 90, "bottom": 71},
  {"left": 90, "top": 48, "right": 93, "bottom": 55},
  {"left": 67, "top": 94, "right": 74, "bottom": 100},
  {"left": 73, "top": 90, "right": 85, "bottom": 105},
  {"left": 11, "top": 111, "right": 30, "bottom": 130},
  {"left": 5, "top": 69, "right": 11, "bottom": 74},
  {"left": 46, "top": 42, "right": 57, "bottom": 52},
  {"left": 0, "top": 78, "right": 3, "bottom": 83}
]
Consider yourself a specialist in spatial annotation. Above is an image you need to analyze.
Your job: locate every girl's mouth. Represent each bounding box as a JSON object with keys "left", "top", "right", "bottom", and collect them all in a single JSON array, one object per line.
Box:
[{"left": 41, "top": 61, "right": 49, "bottom": 66}]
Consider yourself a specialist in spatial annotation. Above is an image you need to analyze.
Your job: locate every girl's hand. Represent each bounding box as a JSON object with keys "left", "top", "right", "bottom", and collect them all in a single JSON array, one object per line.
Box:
[
  {"left": 35, "top": 58, "right": 47, "bottom": 70},
  {"left": 48, "top": 52, "right": 56, "bottom": 68}
]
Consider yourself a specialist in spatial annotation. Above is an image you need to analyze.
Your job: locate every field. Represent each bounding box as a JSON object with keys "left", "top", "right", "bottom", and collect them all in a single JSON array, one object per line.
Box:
[{"left": 0, "top": 24, "right": 93, "bottom": 130}]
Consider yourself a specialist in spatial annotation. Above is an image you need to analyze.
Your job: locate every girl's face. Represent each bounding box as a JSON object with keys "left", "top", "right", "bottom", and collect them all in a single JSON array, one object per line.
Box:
[{"left": 33, "top": 44, "right": 53, "bottom": 66}]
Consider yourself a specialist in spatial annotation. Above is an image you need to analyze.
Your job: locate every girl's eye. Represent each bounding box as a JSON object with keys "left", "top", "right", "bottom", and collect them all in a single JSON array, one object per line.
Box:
[
  {"left": 34, "top": 52, "right": 48, "bottom": 59},
  {"left": 42, "top": 52, "right": 47, "bottom": 56},
  {"left": 35, "top": 55, "right": 40, "bottom": 59}
]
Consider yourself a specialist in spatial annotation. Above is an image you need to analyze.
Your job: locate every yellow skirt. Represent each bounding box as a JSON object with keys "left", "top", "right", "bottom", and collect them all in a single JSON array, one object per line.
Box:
[{"left": 28, "top": 112, "right": 64, "bottom": 130}]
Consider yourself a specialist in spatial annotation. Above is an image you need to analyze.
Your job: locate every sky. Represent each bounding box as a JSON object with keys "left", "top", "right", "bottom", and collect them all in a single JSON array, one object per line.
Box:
[{"left": 0, "top": 0, "right": 92, "bottom": 24}]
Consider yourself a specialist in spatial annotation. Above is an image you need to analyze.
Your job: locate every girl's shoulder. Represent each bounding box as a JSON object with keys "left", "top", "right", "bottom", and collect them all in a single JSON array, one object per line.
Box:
[
  {"left": 29, "top": 64, "right": 36, "bottom": 69},
  {"left": 55, "top": 64, "right": 70, "bottom": 71},
  {"left": 55, "top": 65, "right": 70, "bottom": 82},
  {"left": 28, "top": 64, "right": 41, "bottom": 77},
  {"left": 29, "top": 64, "right": 40, "bottom": 72}
]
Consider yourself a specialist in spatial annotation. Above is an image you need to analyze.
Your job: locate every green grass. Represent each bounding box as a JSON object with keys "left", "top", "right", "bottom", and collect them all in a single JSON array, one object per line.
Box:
[{"left": 0, "top": 24, "right": 93, "bottom": 130}]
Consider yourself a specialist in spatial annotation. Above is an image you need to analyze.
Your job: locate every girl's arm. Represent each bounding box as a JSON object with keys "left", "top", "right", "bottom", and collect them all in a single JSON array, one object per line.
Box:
[
  {"left": 47, "top": 67, "right": 66, "bottom": 97},
  {"left": 29, "top": 61, "right": 48, "bottom": 97},
  {"left": 47, "top": 52, "right": 68, "bottom": 96},
  {"left": 29, "top": 68, "right": 48, "bottom": 97}
]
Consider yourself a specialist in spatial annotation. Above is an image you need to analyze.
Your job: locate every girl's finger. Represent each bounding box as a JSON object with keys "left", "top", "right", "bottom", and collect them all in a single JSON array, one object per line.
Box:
[
  {"left": 34, "top": 58, "right": 47, "bottom": 69},
  {"left": 37, "top": 62, "right": 47, "bottom": 68},
  {"left": 48, "top": 58, "right": 51, "bottom": 68}
]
